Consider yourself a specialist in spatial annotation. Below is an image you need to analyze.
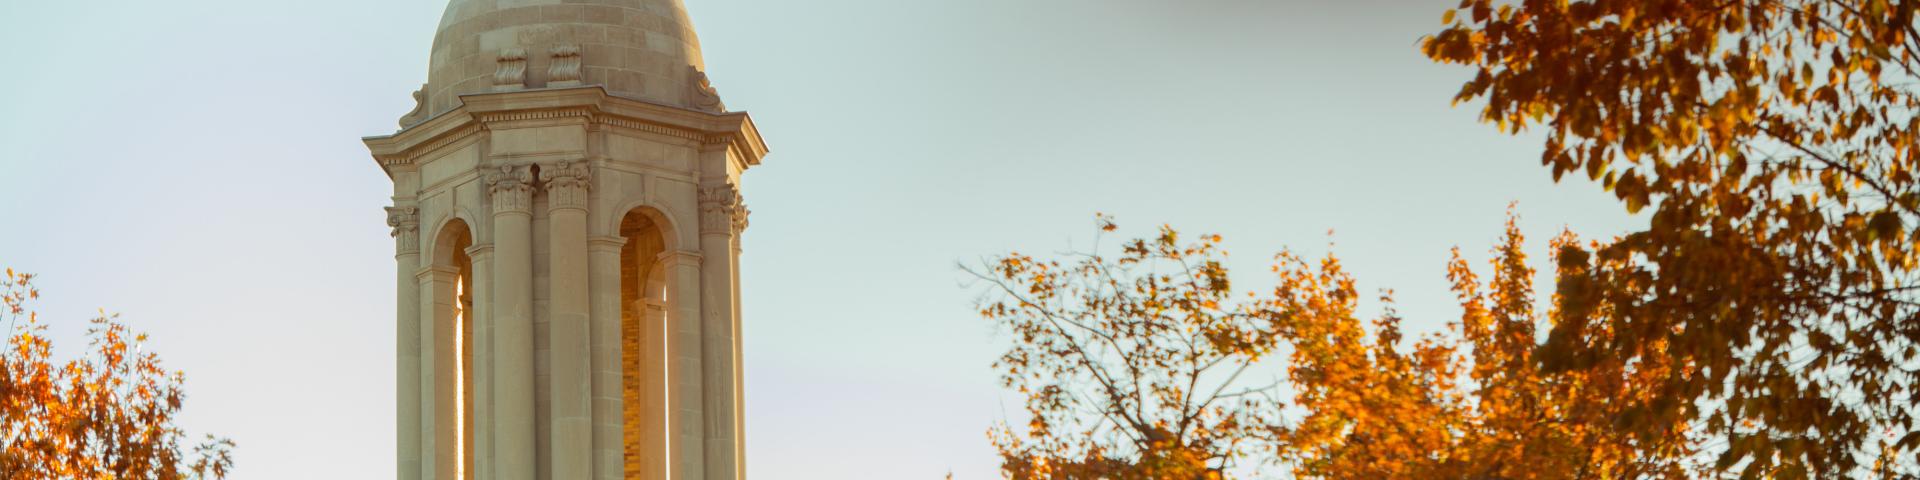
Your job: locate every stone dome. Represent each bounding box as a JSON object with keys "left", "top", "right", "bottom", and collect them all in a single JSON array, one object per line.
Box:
[{"left": 422, "top": 0, "right": 713, "bottom": 118}]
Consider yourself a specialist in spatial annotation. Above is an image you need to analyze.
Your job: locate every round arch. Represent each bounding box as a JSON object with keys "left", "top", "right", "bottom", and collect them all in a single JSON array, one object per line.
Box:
[
  {"left": 615, "top": 204, "right": 675, "bottom": 479},
  {"left": 604, "top": 199, "right": 682, "bottom": 253}
]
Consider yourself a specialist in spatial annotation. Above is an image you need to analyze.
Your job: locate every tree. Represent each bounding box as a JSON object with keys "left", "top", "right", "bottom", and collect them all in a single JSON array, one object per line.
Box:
[
  {"left": 1277, "top": 219, "right": 1697, "bottom": 479},
  {"left": 1424, "top": 0, "right": 1920, "bottom": 476},
  {"left": 971, "top": 216, "right": 1695, "bottom": 479},
  {"left": 1, "top": 268, "right": 234, "bottom": 479},
  {"left": 971, "top": 218, "right": 1279, "bottom": 479}
]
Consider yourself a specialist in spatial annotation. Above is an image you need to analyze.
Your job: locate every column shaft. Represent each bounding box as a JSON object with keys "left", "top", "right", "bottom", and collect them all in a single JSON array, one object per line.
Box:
[
  {"left": 488, "top": 165, "right": 537, "bottom": 480},
  {"left": 544, "top": 161, "right": 594, "bottom": 479},
  {"left": 392, "top": 207, "right": 423, "bottom": 480},
  {"left": 697, "top": 186, "right": 746, "bottom": 480},
  {"left": 730, "top": 240, "right": 746, "bottom": 476}
]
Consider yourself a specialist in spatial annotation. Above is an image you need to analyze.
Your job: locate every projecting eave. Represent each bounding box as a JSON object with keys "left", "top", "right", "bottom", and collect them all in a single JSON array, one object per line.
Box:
[{"left": 363, "top": 85, "right": 770, "bottom": 179}]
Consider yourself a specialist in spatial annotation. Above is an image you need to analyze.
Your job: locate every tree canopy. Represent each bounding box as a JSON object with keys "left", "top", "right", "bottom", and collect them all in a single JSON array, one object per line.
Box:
[
  {"left": 972, "top": 217, "right": 1718, "bottom": 479},
  {"left": 1424, "top": 0, "right": 1920, "bottom": 476},
  {"left": 1, "top": 268, "right": 234, "bottom": 479}
]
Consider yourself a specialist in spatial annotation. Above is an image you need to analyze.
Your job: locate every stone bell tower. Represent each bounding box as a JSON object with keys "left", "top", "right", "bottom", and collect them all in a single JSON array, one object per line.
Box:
[{"left": 363, "top": 1, "right": 765, "bottom": 479}]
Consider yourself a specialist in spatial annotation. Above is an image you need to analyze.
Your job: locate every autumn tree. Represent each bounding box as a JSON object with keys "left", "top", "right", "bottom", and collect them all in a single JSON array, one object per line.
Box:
[
  {"left": 972, "top": 216, "right": 1705, "bottom": 479},
  {"left": 970, "top": 218, "right": 1283, "bottom": 479},
  {"left": 1425, "top": 0, "right": 1920, "bottom": 476},
  {"left": 0, "top": 268, "right": 234, "bottom": 479}
]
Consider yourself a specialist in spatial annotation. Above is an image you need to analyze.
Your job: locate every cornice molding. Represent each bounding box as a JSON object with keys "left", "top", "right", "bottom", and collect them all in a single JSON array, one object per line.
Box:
[
  {"left": 373, "top": 123, "right": 483, "bottom": 168},
  {"left": 365, "top": 86, "right": 769, "bottom": 176},
  {"left": 474, "top": 107, "right": 595, "bottom": 125}
]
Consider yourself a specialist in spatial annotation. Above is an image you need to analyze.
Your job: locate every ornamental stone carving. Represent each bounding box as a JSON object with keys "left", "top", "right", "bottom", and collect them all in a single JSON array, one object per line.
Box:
[
  {"left": 698, "top": 185, "right": 749, "bottom": 235},
  {"left": 549, "top": 44, "right": 583, "bottom": 87},
  {"left": 398, "top": 85, "right": 429, "bottom": 129},
  {"left": 689, "top": 67, "right": 725, "bottom": 113},
  {"left": 493, "top": 48, "right": 528, "bottom": 91},
  {"left": 386, "top": 206, "right": 420, "bottom": 255},
  {"left": 487, "top": 164, "right": 536, "bottom": 214},
  {"left": 540, "top": 161, "right": 592, "bottom": 210}
]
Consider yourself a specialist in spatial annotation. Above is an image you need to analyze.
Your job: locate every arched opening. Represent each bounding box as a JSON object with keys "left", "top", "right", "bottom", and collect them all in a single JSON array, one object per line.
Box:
[
  {"left": 431, "top": 219, "right": 476, "bottom": 480},
  {"left": 619, "top": 209, "right": 670, "bottom": 480}
]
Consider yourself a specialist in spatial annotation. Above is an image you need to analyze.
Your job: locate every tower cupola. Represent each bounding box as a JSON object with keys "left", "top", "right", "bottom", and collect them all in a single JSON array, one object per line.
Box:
[{"left": 416, "top": 0, "right": 718, "bottom": 123}]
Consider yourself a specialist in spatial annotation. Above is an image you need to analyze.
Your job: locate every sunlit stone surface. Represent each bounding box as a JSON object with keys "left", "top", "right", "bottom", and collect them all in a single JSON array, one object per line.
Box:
[{"left": 368, "top": 1, "right": 765, "bottom": 478}]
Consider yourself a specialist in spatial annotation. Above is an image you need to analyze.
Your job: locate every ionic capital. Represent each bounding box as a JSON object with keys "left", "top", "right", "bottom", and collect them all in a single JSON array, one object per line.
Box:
[
  {"left": 541, "top": 161, "right": 593, "bottom": 211},
  {"left": 386, "top": 206, "right": 421, "bottom": 255},
  {"left": 487, "top": 164, "right": 536, "bottom": 215},
  {"left": 698, "top": 184, "right": 749, "bottom": 236}
]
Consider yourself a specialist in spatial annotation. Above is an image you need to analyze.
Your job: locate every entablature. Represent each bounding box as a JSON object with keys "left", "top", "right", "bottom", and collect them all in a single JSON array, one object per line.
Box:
[{"left": 364, "top": 86, "right": 769, "bottom": 180}]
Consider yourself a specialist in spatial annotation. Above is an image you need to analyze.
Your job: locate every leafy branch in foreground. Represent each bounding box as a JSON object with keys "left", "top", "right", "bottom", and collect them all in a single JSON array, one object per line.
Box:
[
  {"left": 1, "top": 267, "right": 234, "bottom": 479},
  {"left": 1426, "top": 1, "right": 1920, "bottom": 475}
]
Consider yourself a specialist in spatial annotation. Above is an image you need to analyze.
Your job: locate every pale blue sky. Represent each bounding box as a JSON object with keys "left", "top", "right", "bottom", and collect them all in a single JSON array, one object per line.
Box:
[{"left": 0, "top": 1, "right": 1638, "bottom": 478}]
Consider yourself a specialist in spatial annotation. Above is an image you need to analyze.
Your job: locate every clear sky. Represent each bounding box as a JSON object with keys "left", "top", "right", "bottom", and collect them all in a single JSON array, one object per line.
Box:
[{"left": 0, "top": 0, "right": 1640, "bottom": 478}]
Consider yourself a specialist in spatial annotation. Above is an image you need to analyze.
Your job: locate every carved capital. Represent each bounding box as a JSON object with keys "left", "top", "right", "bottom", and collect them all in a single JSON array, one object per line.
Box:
[
  {"left": 386, "top": 206, "right": 421, "bottom": 255},
  {"left": 698, "top": 185, "right": 749, "bottom": 235},
  {"left": 493, "top": 48, "right": 527, "bottom": 91},
  {"left": 541, "top": 161, "right": 593, "bottom": 210},
  {"left": 549, "top": 44, "right": 583, "bottom": 87},
  {"left": 486, "top": 164, "right": 536, "bottom": 215}
]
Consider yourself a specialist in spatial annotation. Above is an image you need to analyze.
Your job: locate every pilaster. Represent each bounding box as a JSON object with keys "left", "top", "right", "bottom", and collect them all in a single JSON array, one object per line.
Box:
[
  {"left": 464, "top": 244, "right": 497, "bottom": 480},
  {"left": 417, "top": 264, "right": 462, "bottom": 480},
  {"left": 586, "top": 235, "right": 628, "bottom": 480},
  {"left": 664, "top": 249, "right": 706, "bottom": 480}
]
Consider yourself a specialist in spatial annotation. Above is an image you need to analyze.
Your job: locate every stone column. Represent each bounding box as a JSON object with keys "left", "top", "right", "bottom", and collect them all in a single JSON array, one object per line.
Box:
[
  {"left": 487, "top": 164, "right": 537, "bottom": 480},
  {"left": 543, "top": 161, "right": 594, "bottom": 478},
  {"left": 464, "top": 244, "right": 496, "bottom": 480},
  {"left": 665, "top": 250, "right": 705, "bottom": 480},
  {"left": 588, "top": 235, "right": 627, "bottom": 480},
  {"left": 696, "top": 186, "right": 746, "bottom": 480},
  {"left": 388, "top": 206, "right": 423, "bottom": 480},
  {"left": 419, "top": 264, "right": 461, "bottom": 480},
  {"left": 729, "top": 206, "right": 748, "bottom": 476}
]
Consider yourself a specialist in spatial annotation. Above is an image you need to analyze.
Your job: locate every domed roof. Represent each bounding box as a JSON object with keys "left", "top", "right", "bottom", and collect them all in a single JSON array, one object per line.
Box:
[{"left": 420, "top": 0, "right": 713, "bottom": 119}]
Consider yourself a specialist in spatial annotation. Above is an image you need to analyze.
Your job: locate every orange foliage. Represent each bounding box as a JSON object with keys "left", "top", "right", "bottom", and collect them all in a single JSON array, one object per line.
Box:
[
  {"left": 972, "top": 217, "right": 1707, "bottom": 479},
  {"left": 0, "top": 268, "right": 233, "bottom": 479},
  {"left": 1425, "top": 0, "right": 1920, "bottom": 476}
]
